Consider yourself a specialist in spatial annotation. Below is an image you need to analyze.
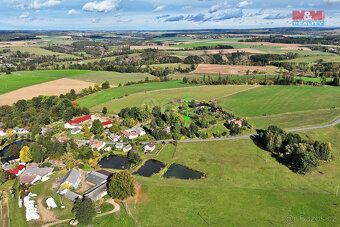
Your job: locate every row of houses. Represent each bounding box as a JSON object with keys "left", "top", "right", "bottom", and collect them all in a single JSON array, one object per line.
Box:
[
  {"left": 0, "top": 126, "right": 30, "bottom": 137},
  {"left": 64, "top": 114, "right": 112, "bottom": 130}
]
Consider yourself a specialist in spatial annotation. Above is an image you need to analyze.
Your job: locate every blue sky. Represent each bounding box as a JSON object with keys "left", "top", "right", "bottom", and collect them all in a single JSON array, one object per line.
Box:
[{"left": 0, "top": 0, "right": 339, "bottom": 30}]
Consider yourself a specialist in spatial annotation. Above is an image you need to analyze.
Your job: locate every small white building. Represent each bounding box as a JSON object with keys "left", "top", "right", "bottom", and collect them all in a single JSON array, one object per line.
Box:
[
  {"left": 123, "top": 144, "right": 132, "bottom": 152},
  {"left": 71, "top": 127, "right": 81, "bottom": 135},
  {"left": 121, "top": 127, "right": 146, "bottom": 140},
  {"left": 64, "top": 115, "right": 94, "bottom": 129},
  {"left": 89, "top": 140, "right": 106, "bottom": 151},
  {"left": 109, "top": 134, "right": 121, "bottom": 142},
  {"left": 0, "top": 129, "right": 6, "bottom": 137},
  {"left": 144, "top": 142, "right": 156, "bottom": 153},
  {"left": 115, "top": 143, "right": 123, "bottom": 150}
]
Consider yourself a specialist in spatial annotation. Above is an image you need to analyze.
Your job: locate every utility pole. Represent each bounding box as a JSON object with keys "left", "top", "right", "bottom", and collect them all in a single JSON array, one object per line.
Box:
[{"left": 336, "top": 186, "right": 339, "bottom": 197}]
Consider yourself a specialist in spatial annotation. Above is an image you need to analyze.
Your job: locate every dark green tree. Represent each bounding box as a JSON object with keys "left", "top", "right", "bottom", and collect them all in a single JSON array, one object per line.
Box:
[
  {"left": 108, "top": 170, "right": 136, "bottom": 200},
  {"left": 72, "top": 197, "right": 96, "bottom": 225},
  {"left": 91, "top": 119, "right": 104, "bottom": 135}
]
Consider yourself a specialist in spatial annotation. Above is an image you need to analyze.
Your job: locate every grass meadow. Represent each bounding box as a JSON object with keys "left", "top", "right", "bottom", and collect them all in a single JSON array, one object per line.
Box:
[
  {"left": 77, "top": 81, "right": 201, "bottom": 108},
  {"left": 122, "top": 125, "right": 340, "bottom": 226},
  {"left": 219, "top": 85, "right": 340, "bottom": 117},
  {"left": 0, "top": 46, "right": 80, "bottom": 59},
  {"left": 90, "top": 85, "right": 255, "bottom": 113}
]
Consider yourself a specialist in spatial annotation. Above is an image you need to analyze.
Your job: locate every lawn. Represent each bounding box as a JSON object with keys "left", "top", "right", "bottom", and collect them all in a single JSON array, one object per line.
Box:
[
  {"left": 70, "top": 71, "right": 155, "bottom": 85},
  {"left": 126, "top": 126, "right": 340, "bottom": 226},
  {"left": 0, "top": 70, "right": 94, "bottom": 95},
  {"left": 90, "top": 85, "right": 255, "bottom": 114},
  {"left": 219, "top": 85, "right": 340, "bottom": 117},
  {"left": 77, "top": 81, "right": 201, "bottom": 108}
]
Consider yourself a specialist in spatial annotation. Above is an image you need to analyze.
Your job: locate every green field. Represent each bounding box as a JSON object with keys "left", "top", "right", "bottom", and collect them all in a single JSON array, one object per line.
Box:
[
  {"left": 0, "top": 70, "right": 94, "bottom": 95},
  {"left": 0, "top": 46, "right": 80, "bottom": 59},
  {"left": 70, "top": 71, "right": 155, "bottom": 85},
  {"left": 90, "top": 85, "right": 255, "bottom": 113},
  {"left": 122, "top": 126, "right": 340, "bottom": 226},
  {"left": 142, "top": 63, "right": 191, "bottom": 70},
  {"left": 77, "top": 81, "right": 201, "bottom": 108},
  {"left": 219, "top": 86, "right": 340, "bottom": 117},
  {"left": 249, "top": 108, "right": 340, "bottom": 130}
]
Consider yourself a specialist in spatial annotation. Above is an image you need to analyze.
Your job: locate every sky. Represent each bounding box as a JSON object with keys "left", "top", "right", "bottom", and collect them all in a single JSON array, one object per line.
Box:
[{"left": 0, "top": 0, "right": 339, "bottom": 30}]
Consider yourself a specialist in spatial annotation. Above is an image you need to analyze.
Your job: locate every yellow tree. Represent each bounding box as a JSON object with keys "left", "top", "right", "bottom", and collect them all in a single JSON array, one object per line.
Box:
[
  {"left": 20, "top": 146, "right": 32, "bottom": 163},
  {"left": 61, "top": 152, "right": 76, "bottom": 170}
]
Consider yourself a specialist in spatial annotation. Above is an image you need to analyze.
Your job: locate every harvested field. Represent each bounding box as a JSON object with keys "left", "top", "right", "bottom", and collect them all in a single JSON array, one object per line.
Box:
[
  {"left": 186, "top": 48, "right": 264, "bottom": 55},
  {"left": 0, "top": 41, "right": 35, "bottom": 48},
  {"left": 130, "top": 45, "right": 183, "bottom": 50},
  {"left": 0, "top": 78, "right": 95, "bottom": 105},
  {"left": 210, "top": 41, "right": 308, "bottom": 48},
  {"left": 191, "top": 64, "right": 277, "bottom": 75},
  {"left": 281, "top": 47, "right": 311, "bottom": 51}
]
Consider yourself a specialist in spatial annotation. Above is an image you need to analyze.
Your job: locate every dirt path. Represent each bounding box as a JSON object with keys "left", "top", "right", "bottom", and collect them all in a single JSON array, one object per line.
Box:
[
  {"left": 217, "top": 85, "right": 260, "bottom": 100},
  {"left": 0, "top": 191, "right": 10, "bottom": 227},
  {"left": 41, "top": 198, "right": 121, "bottom": 227},
  {"left": 37, "top": 198, "right": 57, "bottom": 223}
]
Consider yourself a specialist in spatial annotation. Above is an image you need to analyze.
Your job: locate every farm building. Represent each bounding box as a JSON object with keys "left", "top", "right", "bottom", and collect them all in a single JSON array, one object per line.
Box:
[
  {"left": 64, "top": 115, "right": 94, "bottom": 129},
  {"left": 86, "top": 171, "right": 108, "bottom": 186},
  {"left": 163, "top": 126, "right": 171, "bottom": 133},
  {"left": 61, "top": 168, "right": 82, "bottom": 189},
  {"left": 121, "top": 127, "right": 146, "bottom": 139},
  {"left": 20, "top": 163, "right": 54, "bottom": 185},
  {"left": 144, "top": 142, "right": 156, "bottom": 153},
  {"left": 84, "top": 181, "right": 107, "bottom": 202},
  {"left": 102, "top": 121, "right": 112, "bottom": 128},
  {"left": 228, "top": 119, "right": 243, "bottom": 127},
  {"left": 6, "top": 164, "right": 26, "bottom": 176},
  {"left": 61, "top": 189, "right": 81, "bottom": 201}
]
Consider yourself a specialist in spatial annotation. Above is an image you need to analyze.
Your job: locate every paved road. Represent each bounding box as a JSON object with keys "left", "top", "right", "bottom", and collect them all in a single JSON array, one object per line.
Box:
[{"left": 74, "top": 117, "right": 340, "bottom": 145}]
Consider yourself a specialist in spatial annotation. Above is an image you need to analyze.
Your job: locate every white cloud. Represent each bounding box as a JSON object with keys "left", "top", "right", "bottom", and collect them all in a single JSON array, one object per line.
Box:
[
  {"left": 19, "top": 11, "right": 33, "bottom": 22},
  {"left": 92, "top": 18, "right": 101, "bottom": 23},
  {"left": 209, "top": 1, "right": 229, "bottom": 14},
  {"left": 153, "top": 5, "right": 165, "bottom": 12},
  {"left": 237, "top": 1, "right": 252, "bottom": 8},
  {"left": 67, "top": 9, "right": 78, "bottom": 15},
  {"left": 83, "top": 0, "right": 120, "bottom": 13},
  {"left": 324, "top": 0, "right": 340, "bottom": 3},
  {"left": 12, "top": 0, "right": 62, "bottom": 9}
]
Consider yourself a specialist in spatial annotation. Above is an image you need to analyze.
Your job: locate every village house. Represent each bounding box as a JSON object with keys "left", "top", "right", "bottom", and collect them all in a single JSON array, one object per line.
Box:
[
  {"left": 89, "top": 139, "right": 106, "bottom": 151},
  {"left": 71, "top": 127, "right": 81, "bottom": 135},
  {"left": 60, "top": 189, "right": 81, "bottom": 201},
  {"left": 13, "top": 126, "right": 30, "bottom": 134},
  {"left": 144, "top": 142, "right": 156, "bottom": 153},
  {"left": 108, "top": 133, "right": 121, "bottom": 142},
  {"left": 84, "top": 170, "right": 113, "bottom": 201},
  {"left": 20, "top": 163, "right": 54, "bottom": 185},
  {"left": 123, "top": 144, "right": 132, "bottom": 152},
  {"left": 64, "top": 114, "right": 94, "bottom": 129},
  {"left": 0, "top": 129, "right": 6, "bottom": 137},
  {"left": 60, "top": 168, "right": 82, "bottom": 189},
  {"left": 163, "top": 126, "right": 171, "bottom": 133},
  {"left": 228, "top": 119, "right": 243, "bottom": 127},
  {"left": 115, "top": 143, "right": 123, "bottom": 150},
  {"left": 6, "top": 164, "right": 26, "bottom": 176},
  {"left": 121, "top": 127, "right": 146, "bottom": 139}
]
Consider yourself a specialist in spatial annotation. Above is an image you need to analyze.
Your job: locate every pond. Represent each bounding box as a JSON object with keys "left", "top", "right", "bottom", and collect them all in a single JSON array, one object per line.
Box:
[
  {"left": 163, "top": 164, "right": 204, "bottom": 180},
  {"left": 99, "top": 155, "right": 130, "bottom": 170},
  {"left": 0, "top": 139, "right": 32, "bottom": 157},
  {"left": 136, "top": 159, "right": 165, "bottom": 177}
]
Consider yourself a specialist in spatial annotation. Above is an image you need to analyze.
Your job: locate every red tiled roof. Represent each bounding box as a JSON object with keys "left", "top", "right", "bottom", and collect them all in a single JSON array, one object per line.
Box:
[
  {"left": 147, "top": 142, "right": 155, "bottom": 148},
  {"left": 121, "top": 130, "right": 130, "bottom": 137},
  {"left": 24, "top": 126, "right": 30, "bottom": 131},
  {"left": 68, "top": 115, "right": 92, "bottom": 125},
  {"left": 102, "top": 121, "right": 112, "bottom": 126},
  {"left": 96, "top": 170, "right": 113, "bottom": 177},
  {"left": 6, "top": 164, "right": 25, "bottom": 175}
]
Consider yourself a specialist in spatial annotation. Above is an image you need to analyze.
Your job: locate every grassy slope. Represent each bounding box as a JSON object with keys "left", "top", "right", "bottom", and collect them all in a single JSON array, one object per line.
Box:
[
  {"left": 219, "top": 86, "right": 340, "bottom": 117},
  {"left": 91, "top": 85, "right": 255, "bottom": 114},
  {"left": 0, "top": 70, "right": 94, "bottom": 95},
  {"left": 77, "top": 81, "right": 201, "bottom": 108},
  {"left": 0, "top": 46, "right": 80, "bottom": 59},
  {"left": 124, "top": 126, "right": 340, "bottom": 226},
  {"left": 70, "top": 71, "right": 155, "bottom": 85},
  {"left": 249, "top": 108, "right": 340, "bottom": 130}
]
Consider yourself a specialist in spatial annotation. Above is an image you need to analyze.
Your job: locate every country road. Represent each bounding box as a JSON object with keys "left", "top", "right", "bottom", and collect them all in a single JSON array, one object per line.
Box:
[{"left": 74, "top": 117, "right": 340, "bottom": 145}]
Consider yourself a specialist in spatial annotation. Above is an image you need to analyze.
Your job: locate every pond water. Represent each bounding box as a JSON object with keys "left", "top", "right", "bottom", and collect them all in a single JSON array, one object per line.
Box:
[
  {"left": 136, "top": 159, "right": 165, "bottom": 177},
  {"left": 0, "top": 139, "right": 32, "bottom": 157},
  {"left": 99, "top": 155, "right": 130, "bottom": 170},
  {"left": 163, "top": 164, "right": 204, "bottom": 180}
]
